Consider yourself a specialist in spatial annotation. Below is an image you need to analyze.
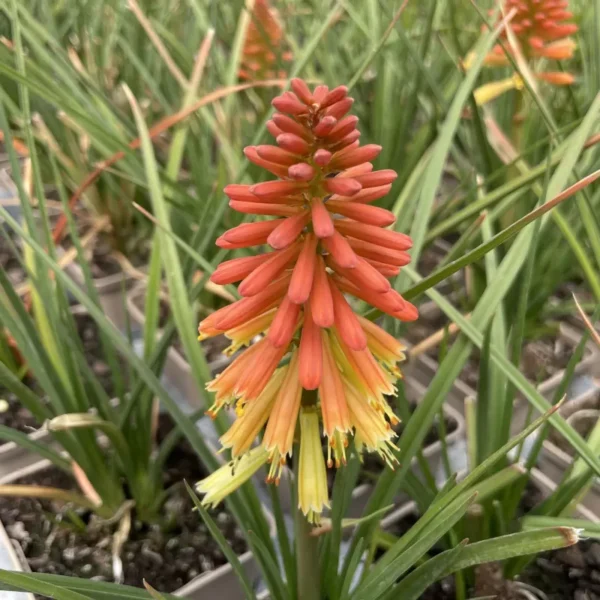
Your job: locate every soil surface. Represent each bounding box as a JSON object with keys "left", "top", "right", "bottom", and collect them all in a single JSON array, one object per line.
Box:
[
  {"left": 0, "top": 417, "right": 249, "bottom": 593},
  {"left": 0, "top": 388, "right": 39, "bottom": 433},
  {"left": 520, "top": 335, "right": 573, "bottom": 383},
  {"left": 417, "top": 245, "right": 447, "bottom": 276},
  {"left": 519, "top": 540, "right": 600, "bottom": 600}
]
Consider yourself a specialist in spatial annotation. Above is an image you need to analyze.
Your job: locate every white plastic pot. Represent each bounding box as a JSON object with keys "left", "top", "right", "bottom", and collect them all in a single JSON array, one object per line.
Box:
[
  {"left": 405, "top": 323, "right": 600, "bottom": 420},
  {"left": 64, "top": 259, "right": 137, "bottom": 332},
  {"left": 0, "top": 513, "right": 34, "bottom": 600},
  {"left": 126, "top": 283, "right": 233, "bottom": 408},
  {"left": 539, "top": 386, "right": 600, "bottom": 516}
]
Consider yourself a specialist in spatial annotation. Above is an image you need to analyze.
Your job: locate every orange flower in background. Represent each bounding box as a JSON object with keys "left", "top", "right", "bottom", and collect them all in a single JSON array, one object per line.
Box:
[
  {"left": 468, "top": 0, "right": 578, "bottom": 104},
  {"left": 487, "top": 0, "right": 577, "bottom": 67},
  {"left": 197, "top": 79, "right": 417, "bottom": 522},
  {"left": 239, "top": 0, "right": 292, "bottom": 81}
]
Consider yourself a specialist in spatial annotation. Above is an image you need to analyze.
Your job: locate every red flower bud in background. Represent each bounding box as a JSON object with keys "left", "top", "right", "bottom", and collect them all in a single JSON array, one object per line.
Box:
[
  {"left": 239, "top": 0, "right": 292, "bottom": 81},
  {"left": 501, "top": 0, "right": 577, "bottom": 59}
]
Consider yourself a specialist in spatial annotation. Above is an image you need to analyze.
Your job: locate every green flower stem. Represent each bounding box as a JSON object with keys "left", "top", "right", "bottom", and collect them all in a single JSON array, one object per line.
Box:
[
  {"left": 295, "top": 485, "right": 321, "bottom": 600},
  {"left": 295, "top": 389, "right": 321, "bottom": 600},
  {"left": 511, "top": 88, "right": 525, "bottom": 149}
]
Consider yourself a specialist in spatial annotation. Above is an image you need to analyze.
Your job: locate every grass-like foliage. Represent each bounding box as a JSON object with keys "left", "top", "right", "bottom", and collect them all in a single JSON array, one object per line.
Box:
[{"left": 0, "top": 0, "right": 598, "bottom": 599}]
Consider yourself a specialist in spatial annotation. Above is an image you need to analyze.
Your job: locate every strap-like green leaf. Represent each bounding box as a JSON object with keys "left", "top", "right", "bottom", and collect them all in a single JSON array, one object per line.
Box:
[
  {"left": 415, "top": 274, "right": 600, "bottom": 478},
  {"left": 398, "top": 8, "right": 512, "bottom": 281},
  {"left": 441, "top": 527, "right": 579, "bottom": 577},
  {"left": 0, "top": 425, "right": 71, "bottom": 472},
  {"left": 184, "top": 482, "right": 256, "bottom": 600},
  {"left": 0, "top": 570, "right": 94, "bottom": 600},
  {"left": 382, "top": 540, "right": 468, "bottom": 600},
  {"left": 522, "top": 516, "right": 600, "bottom": 538},
  {"left": 352, "top": 493, "right": 476, "bottom": 600},
  {"left": 0, "top": 570, "right": 178, "bottom": 600}
]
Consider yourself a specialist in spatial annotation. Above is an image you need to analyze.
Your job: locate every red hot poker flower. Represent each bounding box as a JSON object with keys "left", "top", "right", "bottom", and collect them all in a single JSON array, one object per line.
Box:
[
  {"left": 488, "top": 0, "right": 578, "bottom": 66},
  {"left": 198, "top": 79, "right": 417, "bottom": 523},
  {"left": 239, "top": 0, "right": 292, "bottom": 82},
  {"left": 467, "top": 0, "right": 578, "bottom": 103}
]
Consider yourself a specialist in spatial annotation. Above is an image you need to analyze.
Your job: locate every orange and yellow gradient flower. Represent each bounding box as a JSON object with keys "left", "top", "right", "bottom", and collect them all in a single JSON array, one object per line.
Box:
[
  {"left": 467, "top": 0, "right": 578, "bottom": 104},
  {"left": 239, "top": 0, "right": 291, "bottom": 82},
  {"left": 196, "top": 79, "right": 417, "bottom": 523}
]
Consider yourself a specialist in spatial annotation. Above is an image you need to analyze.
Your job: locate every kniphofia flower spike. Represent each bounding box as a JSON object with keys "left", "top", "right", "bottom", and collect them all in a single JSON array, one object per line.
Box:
[
  {"left": 239, "top": 0, "right": 291, "bottom": 82},
  {"left": 197, "top": 79, "right": 417, "bottom": 523},
  {"left": 467, "top": 0, "right": 578, "bottom": 105}
]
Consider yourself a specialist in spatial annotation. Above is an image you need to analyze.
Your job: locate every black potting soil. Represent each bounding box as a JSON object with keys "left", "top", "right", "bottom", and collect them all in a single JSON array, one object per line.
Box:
[
  {"left": 520, "top": 335, "right": 573, "bottom": 384},
  {"left": 0, "top": 388, "right": 39, "bottom": 433},
  {"left": 0, "top": 418, "right": 249, "bottom": 593},
  {"left": 518, "top": 540, "right": 600, "bottom": 600}
]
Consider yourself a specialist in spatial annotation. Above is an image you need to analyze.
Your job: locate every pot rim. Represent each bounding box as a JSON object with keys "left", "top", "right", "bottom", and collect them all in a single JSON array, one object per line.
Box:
[
  {"left": 542, "top": 387, "right": 600, "bottom": 495},
  {"left": 0, "top": 516, "right": 35, "bottom": 600},
  {"left": 405, "top": 322, "right": 600, "bottom": 404}
]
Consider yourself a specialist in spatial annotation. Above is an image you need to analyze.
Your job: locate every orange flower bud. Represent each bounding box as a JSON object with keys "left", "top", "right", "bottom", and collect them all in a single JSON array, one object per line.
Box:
[
  {"left": 288, "top": 234, "right": 319, "bottom": 304},
  {"left": 311, "top": 197, "right": 335, "bottom": 238},
  {"left": 536, "top": 71, "right": 575, "bottom": 85},
  {"left": 321, "top": 230, "right": 358, "bottom": 269},
  {"left": 310, "top": 257, "right": 335, "bottom": 328},
  {"left": 298, "top": 307, "right": 323, "bottom": 390}
]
